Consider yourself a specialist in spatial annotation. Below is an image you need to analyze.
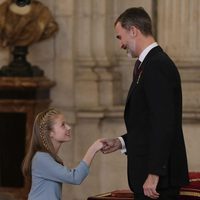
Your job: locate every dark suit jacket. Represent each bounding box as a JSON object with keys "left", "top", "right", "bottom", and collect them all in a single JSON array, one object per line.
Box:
[{"left": 122, "top": 46, "right": 189, "bottom": 193}]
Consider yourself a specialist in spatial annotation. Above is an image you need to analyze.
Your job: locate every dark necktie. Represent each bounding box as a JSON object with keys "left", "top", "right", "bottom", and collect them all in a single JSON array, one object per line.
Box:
[{"left": 133, "top": 59, "right": 141, "bottom": 80}]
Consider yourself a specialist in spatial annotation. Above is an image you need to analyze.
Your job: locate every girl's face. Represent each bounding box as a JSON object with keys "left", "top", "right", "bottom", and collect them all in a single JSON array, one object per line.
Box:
[{"left": 50, "top": 114, "right": 72, "bottom": 144}]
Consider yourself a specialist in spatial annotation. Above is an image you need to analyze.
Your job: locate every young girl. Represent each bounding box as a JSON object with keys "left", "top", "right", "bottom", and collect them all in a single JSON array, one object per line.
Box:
[{"left": 22, "top": 108, "right": 103, "bottom": 200}]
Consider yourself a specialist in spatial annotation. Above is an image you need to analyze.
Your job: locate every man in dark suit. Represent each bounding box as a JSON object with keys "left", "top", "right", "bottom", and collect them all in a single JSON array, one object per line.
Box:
[{"left": 102, "top": 7, "right": 189, "bottom": 200}]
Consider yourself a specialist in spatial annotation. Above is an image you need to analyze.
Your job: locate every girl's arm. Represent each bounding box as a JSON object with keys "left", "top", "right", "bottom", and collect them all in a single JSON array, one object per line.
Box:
[
  {"left": 31, "top": 140, "right": 103, "bottom": 185},
  {"left": 83, "top": 139, "right": 103, "bottom": 166}
]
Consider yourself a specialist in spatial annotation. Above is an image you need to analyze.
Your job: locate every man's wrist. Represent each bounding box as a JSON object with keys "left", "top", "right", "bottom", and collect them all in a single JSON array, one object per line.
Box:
[{"left": 118, "top": 137, "right": 126, "bottom": 153}]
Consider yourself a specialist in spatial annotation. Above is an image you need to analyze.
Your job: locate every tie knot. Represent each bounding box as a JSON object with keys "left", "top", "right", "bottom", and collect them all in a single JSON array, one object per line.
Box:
[{"left": 135, "top": 59, "right": 141, "bottom": 69}]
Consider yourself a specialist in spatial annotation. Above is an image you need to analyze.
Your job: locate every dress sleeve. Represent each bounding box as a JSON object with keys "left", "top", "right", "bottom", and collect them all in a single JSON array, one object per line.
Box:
[{"left": 32, "top": 153, "right": 89, "bottom": 185}]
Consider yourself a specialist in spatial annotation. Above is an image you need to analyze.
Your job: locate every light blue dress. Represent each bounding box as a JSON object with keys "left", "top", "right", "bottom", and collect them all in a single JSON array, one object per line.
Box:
[{"left": 28, "top": 152, "right": 89, "bottom": 200}]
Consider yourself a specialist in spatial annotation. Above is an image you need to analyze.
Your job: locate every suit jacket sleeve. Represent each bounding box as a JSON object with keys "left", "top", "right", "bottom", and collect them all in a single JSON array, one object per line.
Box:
[{"left": 143, "top": 58, "right": 177, "bottom": 176}]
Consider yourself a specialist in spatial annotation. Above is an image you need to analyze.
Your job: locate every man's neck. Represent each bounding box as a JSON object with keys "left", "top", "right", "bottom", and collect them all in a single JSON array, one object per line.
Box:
[{"left": 137, "top": 35, "right": 156, "bottom": 56}]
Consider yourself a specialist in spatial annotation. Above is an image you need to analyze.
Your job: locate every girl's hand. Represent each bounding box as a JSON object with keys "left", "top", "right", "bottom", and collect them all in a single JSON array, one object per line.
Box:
[
  {"left": 92, "top": 139, "right": 104, "bottom": 152},
  {"left": 83, "top": 139, "right": 104, "bottom": 166}
]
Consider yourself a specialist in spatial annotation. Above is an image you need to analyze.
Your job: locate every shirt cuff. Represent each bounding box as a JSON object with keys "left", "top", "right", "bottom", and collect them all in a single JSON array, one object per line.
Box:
[{"left": 118, "top": 137, "right": 126, "bottom": 154}]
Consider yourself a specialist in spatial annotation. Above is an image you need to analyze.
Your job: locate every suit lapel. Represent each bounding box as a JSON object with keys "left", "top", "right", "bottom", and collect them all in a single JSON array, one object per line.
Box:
[{"left": 126, "top": 46, "right": 163, "bottom": 104}]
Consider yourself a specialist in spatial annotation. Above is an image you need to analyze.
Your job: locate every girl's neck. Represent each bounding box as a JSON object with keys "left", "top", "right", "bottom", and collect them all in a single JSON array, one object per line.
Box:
[{"left": 52, "top": 141, "right": 61, "bottom": 153}]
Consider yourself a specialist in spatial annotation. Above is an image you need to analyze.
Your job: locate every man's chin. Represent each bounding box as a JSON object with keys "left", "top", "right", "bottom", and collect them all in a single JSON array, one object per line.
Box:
[
  {"left": 126, "top": 49, "right": 136, "bottom": 58},
  {"left": 127, "top": 52, "right": 133, "bottom": 58}
]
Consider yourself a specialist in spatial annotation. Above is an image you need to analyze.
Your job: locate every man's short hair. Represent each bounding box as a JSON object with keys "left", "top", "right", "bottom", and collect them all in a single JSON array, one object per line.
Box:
[{"left": 115, "top": 7, "right": 153, "bottom": 36}]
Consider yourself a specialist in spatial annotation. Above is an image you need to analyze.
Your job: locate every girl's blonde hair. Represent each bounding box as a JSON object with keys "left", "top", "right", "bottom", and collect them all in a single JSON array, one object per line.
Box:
[{"left": 22, "top": 108, "right": 63, "bottom": 178}]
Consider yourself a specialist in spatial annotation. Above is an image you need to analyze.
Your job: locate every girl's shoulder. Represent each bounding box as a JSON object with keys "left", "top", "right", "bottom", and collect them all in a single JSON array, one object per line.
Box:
[{"left": 33, "top": 151, "right": 54, "bottom": 163}]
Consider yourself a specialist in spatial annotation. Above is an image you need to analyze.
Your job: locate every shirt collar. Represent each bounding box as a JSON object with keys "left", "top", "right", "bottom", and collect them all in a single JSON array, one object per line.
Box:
[{"left": 139, "top": 42, "right": 158, "bottom": 62}]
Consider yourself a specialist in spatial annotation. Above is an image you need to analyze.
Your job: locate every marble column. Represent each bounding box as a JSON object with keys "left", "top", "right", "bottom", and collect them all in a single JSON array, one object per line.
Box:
[
  {"left": 92, "top": 0, "right": 122, "bottom": 107},
  {"left": 74, "top": 0, "right": 99, "bottom": 108},
  {"left": 157, "top": 0, "right": 200, "bottom": 120}
]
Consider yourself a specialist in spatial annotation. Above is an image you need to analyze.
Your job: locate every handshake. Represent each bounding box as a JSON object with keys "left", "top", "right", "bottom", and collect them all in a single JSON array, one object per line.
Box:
[
  {"left": 83, "top": 138, "right": 122, "bottom": 166},
  {"left": 91, "top": 138, "right": 122, "bottom": 154}
]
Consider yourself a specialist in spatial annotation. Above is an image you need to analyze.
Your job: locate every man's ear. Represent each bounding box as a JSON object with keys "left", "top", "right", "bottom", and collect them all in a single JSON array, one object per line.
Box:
[{"left": 130, "top": 26, "right": 137, "bottom": 37}]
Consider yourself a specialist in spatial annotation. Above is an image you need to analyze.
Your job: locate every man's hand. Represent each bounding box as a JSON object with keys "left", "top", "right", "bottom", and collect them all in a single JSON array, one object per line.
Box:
[
  {"left": 101, "top": 138, "right": 122, "bottom": 154},
  {"left": 143, "top": 174, "right": 160, "bottom": 199}
]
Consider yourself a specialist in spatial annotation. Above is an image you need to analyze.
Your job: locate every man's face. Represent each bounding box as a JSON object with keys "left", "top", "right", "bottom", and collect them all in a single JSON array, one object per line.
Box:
[{"left": 115, "top": 22, "right": 136, "bottom": 58}]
